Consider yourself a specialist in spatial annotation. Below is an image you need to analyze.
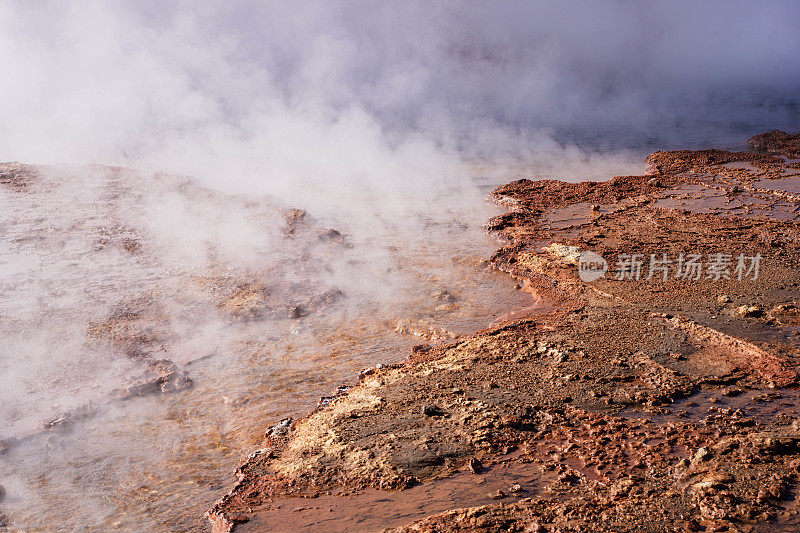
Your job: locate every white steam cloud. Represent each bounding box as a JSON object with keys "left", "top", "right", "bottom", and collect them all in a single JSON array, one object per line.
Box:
[{"left": 1, "top": 0, "right": 798, "bottom": 197}]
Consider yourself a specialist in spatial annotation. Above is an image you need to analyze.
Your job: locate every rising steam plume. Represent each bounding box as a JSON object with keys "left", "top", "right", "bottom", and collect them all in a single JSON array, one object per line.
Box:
[{"left": 0, "top": 0, "right": 798, "bottom": 197}]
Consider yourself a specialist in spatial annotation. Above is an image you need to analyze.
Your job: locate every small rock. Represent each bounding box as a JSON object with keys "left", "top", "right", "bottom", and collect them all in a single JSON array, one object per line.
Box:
[
  {"left": 609, "top": 478, "right": 634, "bottom": 499},
  {"left": 736, "top": 305, "right": 762, "bottom": 317},
  {"left": 721, "top": 387, "right": 743, "bottom": 397},
  {"left": 717, "top": 295, "right": 732, "bottom": 304},
  {"left": 317, "top": 228, "right": 342, "bottom": 242},
  {"left": 411, "top": 344, "right": 432, "bottom": 355},
  {"left": 431, "top": 290, "right": 458, "bottom": 303},
  {"left": 488, "top": 489, "right": 506, "bottom": 500},
  {"left": 358, "top": 364, "right": 384, "bottom": 378},
  {"left": 288, "top": 304, "right": 309, "bottom": 318},
  {"left": 713, "top": 438, "right": 740, "bottom": 454},
  {"left": 508, "top": 484, "right": 524, "bottom": 493},
  {"left": 693, "top": 472, "right": 735, "bottom": 491},
  {"left": 469, "top": 457, "right": 484, "bottom": 474},
  {"left": 265, "top": 417, "right": 293, "bottom": 439},
  {"left": 692, "top": 446, "right": 712, "bottom": 464},
  {"left": 285, "top": 208, "right": 307, "bottom": 222},
  {"left": 557, "top": 471, "right": 581, "bottom": 485},
  {"left": 422, "top": 405, "right": 446, "bottom": 417}
]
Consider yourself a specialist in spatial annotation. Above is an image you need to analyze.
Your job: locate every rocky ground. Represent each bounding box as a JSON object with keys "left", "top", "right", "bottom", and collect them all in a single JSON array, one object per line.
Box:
[{"left": 206, "top": 131, "right": 800, "bottom": 532}]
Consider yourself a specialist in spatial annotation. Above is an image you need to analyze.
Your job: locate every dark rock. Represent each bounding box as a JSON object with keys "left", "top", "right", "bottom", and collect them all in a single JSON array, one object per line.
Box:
[
  {"left": 748, "top": 130, "right": 800, "bottom": 158},
  {"left": 469, "top": 457, "right": 484, "bottom": 474},
  {"left": 422, "top": 405, "right": 446, "bottom": 417}
]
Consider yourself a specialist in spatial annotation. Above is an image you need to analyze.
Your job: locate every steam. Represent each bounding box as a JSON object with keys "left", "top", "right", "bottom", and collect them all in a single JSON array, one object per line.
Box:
[
  {"left": 1, "top": 1, "right": 799, "bottom": 529},
  {"left": 1, "top": 0, "right": 798, "bottom": 197}
]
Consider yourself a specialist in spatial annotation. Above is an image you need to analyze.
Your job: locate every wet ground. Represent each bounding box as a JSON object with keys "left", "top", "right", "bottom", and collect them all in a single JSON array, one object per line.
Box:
[
  {"left": 234, "top": 460, "right": 546, "bottom": 533},
  {"left": 0, "top": 163, "right": 541, "bottom": 531},
  {"left": 210, "top": 131, "right": 800, "bottom": 532}
]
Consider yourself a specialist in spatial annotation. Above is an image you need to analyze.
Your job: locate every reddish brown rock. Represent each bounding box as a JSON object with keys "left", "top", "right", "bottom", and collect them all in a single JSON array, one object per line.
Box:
[
  {"left": 748, "top": 130, "right": 800, "bottom": 158},
  {"left": 207, "top": 133, "right": 800, "bottom": 532}
]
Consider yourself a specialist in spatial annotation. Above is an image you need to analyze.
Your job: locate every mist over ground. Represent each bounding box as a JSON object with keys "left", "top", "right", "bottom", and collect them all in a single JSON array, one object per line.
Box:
[
  {"left": 0, "top": 0, "right": 798, "bottom": 200},
  {"left": 1, "top": 1, "right": 800, "bottom": 530}
]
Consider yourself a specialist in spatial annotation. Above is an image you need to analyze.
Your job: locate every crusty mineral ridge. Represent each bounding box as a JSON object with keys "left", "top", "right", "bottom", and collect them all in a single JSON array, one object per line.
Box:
[
  {"left": 209, "top": 132, "right": 800, "bottom": 532},
  {"left": 748, "top": 130, "right": 800, "bottom": 159}
]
